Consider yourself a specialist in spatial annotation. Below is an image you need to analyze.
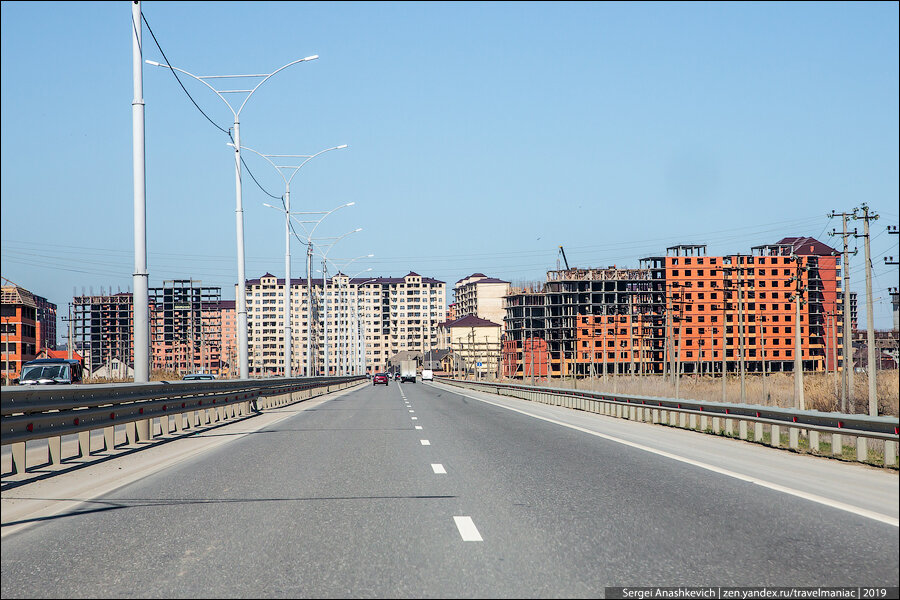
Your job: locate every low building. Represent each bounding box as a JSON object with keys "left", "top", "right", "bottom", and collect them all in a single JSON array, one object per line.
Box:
[
  {"left": 1, "top": 284, "right": 39, "bottom": 383},
  {"left": 438, "top": 314, "right": 502, "bottom": 379}
]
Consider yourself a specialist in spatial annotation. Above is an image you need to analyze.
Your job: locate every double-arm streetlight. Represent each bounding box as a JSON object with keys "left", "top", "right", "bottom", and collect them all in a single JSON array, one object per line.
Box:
[
  {"left": 312, "top": 229, "right": 363, "bottom": 375},
  {"left": 240, "top": 144, "right": 348, "bottom": 377},
  {"left": 329, "top": 259, "right": 375, "bottom": 374},
  {"left": 146, "top": 54, "right": 318, "bottom": 379},
  {"left": 290, "top": 203, "right": 356, "bottom": 376}
]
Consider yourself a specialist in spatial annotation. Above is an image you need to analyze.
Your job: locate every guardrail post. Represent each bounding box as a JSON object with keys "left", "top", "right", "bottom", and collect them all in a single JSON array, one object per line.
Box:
[
  {"left": 739, "top": 420, "right": 748, "bottom": 440},
  {"left": 49, "top": 436, "right": 62, "bottom": 465},
  {"left": 856, "top": 437, "right": 867, "bottom": 463},
  {"left": 104, "top": 426, "right": 115, "bottom": 451},
  {"left": 160, "top": 415, "right": 170, "bottom": 436},
  {"left": 700, "top": 415, "right": 708, "bottom": 431},
  {"left": 652, "top": 409, "right": 659, "bottom": 424},
  {"left": 809, "top": 430, "right": 819, "bottom": 454},
  {"left": 126, "top": 421, "right": 138, "bottom": 445},
  {"left": 771, "top": 424, "right": 781, "bottom": 448},
  {"left": 11, "top": 442, "right": 26, "bottom": 474},
  {"left": 832, "top": 433, "right": 843, "bottom": 457},
  {"left": 136, "top": 419, "right": 150, "bottom": 442},
  {"left": 77, "top": 430, "right": 91, "bottom": 457},
  {"left": 712, "top": 417, "right": 720, "bottom": 434},
  {"left": 754, "top": 422, "right": 764, "bottom": 443},
  {"left": 789, "top": 427, "right": 799, "bottom": 450},
  {"left": 885, "top": 441, "right": 897, "bottom": 467}
]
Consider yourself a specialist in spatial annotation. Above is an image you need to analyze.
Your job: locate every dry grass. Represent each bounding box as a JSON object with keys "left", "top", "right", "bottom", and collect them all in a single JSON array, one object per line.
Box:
[
  {"left": 85, "top": 368, "right": 182, "bottom": 385},
  {"left": 498, "top": 371, "right": 899, "bottom": 416}
]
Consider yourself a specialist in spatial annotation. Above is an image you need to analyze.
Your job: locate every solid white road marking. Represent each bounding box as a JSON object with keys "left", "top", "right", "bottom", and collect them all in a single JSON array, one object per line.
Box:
[
  {"left": 444, "top": 387, "right": 900, "bottom": 528},
  {"left": 453, "top": 516, "right": 483, "bottom": 541},
  {"left": 420, "top": 440, "right": 430, "bottom": 445},
  {"left": 432, "top": 463, "right": 447, "bottom": 474}
]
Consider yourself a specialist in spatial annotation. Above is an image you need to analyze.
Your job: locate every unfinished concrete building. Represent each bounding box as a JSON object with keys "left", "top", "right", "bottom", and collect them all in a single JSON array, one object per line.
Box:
[{"left": 502, "top": 238, "right": 843, "bottom": 379}]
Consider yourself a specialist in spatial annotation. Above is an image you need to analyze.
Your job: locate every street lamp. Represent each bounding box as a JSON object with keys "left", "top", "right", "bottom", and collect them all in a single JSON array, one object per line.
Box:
[
  {"left": 290, "top": 202, "right": 356, "bottom": 376},
  {"left": 338, "top": 266, "right": 374, "bottom": 375},
  {"left": 146, "top": 54, "right": 318, "bottom": 379},
  {"left": 243, "top": 143, "right": 348, "bottom": 377},
  {"left": 327, "top": 257, "right": 374, "bottom": 375},
  {"left": 314, "top": 229, "right": 363, "bottom": 376}
]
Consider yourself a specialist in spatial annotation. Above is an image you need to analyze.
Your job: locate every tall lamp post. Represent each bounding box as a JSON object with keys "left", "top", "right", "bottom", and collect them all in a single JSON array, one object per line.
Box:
[
  {"left": 290, "top": 203, "right": 356, "bottom": 376},
  {"left": 146, "top": 54, "right": 318, "bottom": 379},
  {"left": 329, "top": 257, "right": 374, "bottom": 374},
  {"left": 340, "top": 267, "right": 374, "bottom": 374},
  {"left": 242, "top": 144, "right": 348, "bottom": 377},
  {"left": 314, "top": 229, "right": 363, "bottom": 376}
]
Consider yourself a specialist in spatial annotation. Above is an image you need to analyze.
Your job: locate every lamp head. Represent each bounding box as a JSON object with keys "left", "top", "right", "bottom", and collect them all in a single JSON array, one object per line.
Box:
[{"left": 145, "top": 60, "right": 161, "bottom": 67}]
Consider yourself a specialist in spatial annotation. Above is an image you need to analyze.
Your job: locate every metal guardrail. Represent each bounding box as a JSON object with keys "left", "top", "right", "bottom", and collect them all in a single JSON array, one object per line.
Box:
[
  {"left": 1, "top": 376, "right": 365, "bottom": 475},
  {"left": 437, "top": 378, "right": 900, "bottom": 468}
]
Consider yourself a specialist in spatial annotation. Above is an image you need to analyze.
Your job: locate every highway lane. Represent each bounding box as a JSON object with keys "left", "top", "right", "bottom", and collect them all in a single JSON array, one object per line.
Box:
[{"left": 1, "top": 379, "right": 897, "bottom": 598}]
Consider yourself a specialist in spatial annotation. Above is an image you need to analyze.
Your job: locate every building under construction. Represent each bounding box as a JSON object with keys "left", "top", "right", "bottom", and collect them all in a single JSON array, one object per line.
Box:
[
  {"left": 73, "top": 280, "right": 223, "bottom": 378},
  {"left": 150, "top": 280, "right": 221, "bottom": 375},
  {"left": 502, "top": 238, "right": 844, "bottom": 379},
  {"left": 73, "top": 292, "right": 135, "bottom": 378}
]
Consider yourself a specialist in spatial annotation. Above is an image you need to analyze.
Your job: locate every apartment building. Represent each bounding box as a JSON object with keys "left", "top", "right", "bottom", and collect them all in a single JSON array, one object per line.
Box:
[
  {"left": 73, "top": 281, "right": 224, "bottom": 378},
  {"left": 453, "top": 273, "right": 510, "bottom": 327},
  {"left": 1, "top": 284, "right": 39, "bottom": 382},
  {"left": 438, "top": 314, "right": 502, "bottom": 378},
  {"left": 502, "top": 237, "right": 844, "bottom": 378},
  {"left": 245, "top": 271, "right": 446, "bottom": 376}
]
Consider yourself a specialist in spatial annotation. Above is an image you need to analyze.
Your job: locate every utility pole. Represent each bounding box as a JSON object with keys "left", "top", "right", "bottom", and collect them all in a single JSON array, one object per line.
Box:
[
  {"left": 853, "top": 204, "right": 880, "bottom": 416},
  {"left": 790, "top": 253, "right": 808, "bottom": 410},
  {"left": 829, "top": 211, "right": 856, "bottom": 412}
]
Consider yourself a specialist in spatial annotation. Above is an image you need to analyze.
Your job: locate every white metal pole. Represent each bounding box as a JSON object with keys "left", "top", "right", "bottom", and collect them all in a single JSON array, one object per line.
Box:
[
  {"left": 132, "top": 1, "right": 149, "bottom": 383},
  {"left": 307, "top": 242, "right": 313, "bottom": 376},
  {"left": 323, "top": 260, "right": 329, "bottom": 376},
  {"left": 284, "top": 183, "right": 292, "bottom": 378},
  {"left": 234, "top": 120, "right": 249, "bottom": 379},
  {"left": 862, "top": 207, "right": 878, "bottom": 416}
]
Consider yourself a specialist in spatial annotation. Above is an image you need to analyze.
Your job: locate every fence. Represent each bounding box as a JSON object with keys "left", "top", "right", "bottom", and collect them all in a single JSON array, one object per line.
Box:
[
  {"left": 437, "top": 378, "right": 899, "bottom": 467},
  {"left": 1, "top": 376, "right": 364, "bottom": 475}
]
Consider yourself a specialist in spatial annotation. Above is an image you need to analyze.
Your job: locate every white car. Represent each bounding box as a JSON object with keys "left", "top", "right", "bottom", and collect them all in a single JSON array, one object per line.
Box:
[{"left": 421, "top": 369, "right": 434, "bottom": 381}]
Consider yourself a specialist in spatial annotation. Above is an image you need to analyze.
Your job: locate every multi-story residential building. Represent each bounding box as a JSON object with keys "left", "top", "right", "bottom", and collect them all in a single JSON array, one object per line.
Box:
[
  {"left": 73, "top": 292, "right": 135, "bottom": 378},
  {"left": 218, "top": 300, "right": 237, "bottom": 378},
  {"left": 149, "top": 280, "right": 221, "bottom": 375},
  {"left": 438, "top": 314, "right": 502, "bottom": 378},
  {"left": 73, "top": 281, "right": 224, "bottom": 379},
  {"left": 1, "top": 284, "right": 39, "bottom": 382},
  {"left": 245, "top": 271, "right": 446, "bottom": 376},
  {"left": 453, "top": 273, "right": 510, "bottom": 327},
  {"left": 503, "top": 237, "right": 844, "bottom": 379},
  {"left": 32, "top": 293, "right": 57, "bottom": 352}
]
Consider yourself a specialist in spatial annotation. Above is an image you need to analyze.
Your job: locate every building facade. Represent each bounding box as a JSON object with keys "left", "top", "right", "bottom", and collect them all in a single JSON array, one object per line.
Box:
[
  {"left": 438, "top": 314, "right": 502, "bottom": 378},
  {"left": 245, "top": 271, "right": 446, "bottom": 376},
  {"left": 502, "top": 238, "right": 845, "bottom": 379},
  {"left": 453, "top": 273, "right": 510, "bottom": 327},
  {"left": 1, "top": 285, "right": 39, "bottom": 382}
]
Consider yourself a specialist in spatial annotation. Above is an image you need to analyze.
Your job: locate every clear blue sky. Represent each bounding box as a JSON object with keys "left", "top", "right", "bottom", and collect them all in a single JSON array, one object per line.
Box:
[{"left": 2, "top": 1, "right": 898, "bottom": 340}]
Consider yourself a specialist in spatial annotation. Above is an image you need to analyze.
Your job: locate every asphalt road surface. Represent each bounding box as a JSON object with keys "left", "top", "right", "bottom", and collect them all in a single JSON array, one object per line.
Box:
[{"left": 2, "top": 380, "right": 897, "bottom": 598}]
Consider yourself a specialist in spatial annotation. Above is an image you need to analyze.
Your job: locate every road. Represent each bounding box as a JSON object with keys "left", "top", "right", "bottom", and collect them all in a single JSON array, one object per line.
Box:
[{"left": 1, "top": 379, "right": 897, "bottom": 598}]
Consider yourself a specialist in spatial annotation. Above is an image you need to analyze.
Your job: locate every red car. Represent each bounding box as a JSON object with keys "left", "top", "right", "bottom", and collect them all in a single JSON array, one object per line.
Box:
[{"left": 373, "top": 373, "right": 389, "bottom": 385}]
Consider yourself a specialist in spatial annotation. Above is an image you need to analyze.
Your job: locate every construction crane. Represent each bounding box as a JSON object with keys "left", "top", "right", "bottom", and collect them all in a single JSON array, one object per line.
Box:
[{"left": 558, "top": 246, "right": 570, "bottom": 270}]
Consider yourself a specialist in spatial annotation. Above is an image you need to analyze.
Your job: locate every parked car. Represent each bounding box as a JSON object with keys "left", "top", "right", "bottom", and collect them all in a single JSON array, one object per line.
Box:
[
  {"left": 17, "top": 359, "right": 83, "bottom": 385},
  {"left": 421, "top": 369, "right": 434, "bottom": 381},
  {"left": 182, "top": 373, "right": 216, "bottom": 380},
  {"left": 373, "top": 373, "right": 389, "bottom": 385}
]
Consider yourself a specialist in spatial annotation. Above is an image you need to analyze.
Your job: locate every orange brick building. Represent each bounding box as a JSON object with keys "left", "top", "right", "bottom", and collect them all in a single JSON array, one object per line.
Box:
[{"left": 503, "top": 238, "right": 843, "bottom": 378}]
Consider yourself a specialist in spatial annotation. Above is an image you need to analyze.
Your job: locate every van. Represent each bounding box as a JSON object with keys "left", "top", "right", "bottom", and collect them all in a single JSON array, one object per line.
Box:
[
  {"left": 421, "top": 369, "right": 434, "bottom": 381},
  {"left": 18, "top": 359, "right": 83, "bottom": 385}
]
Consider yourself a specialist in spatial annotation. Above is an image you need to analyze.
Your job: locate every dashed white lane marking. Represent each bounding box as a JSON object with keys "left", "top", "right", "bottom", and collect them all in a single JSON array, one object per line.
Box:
[
  {"left": 420, "top": 440, "right": 430, "bottom": 446},
  {"left": 415, "top": 425, "right": 423, "bottom": 430},
  {"left": 432, "top": 463, "right": 446, "bottom": 474},
  {"left": 453, "top": 516, "right": 483, "bottom": 541},
  {"left": 445, "top": 387, "right": 900, "bottom": 528},
  {"left": 411, "top": 417, "right": 418, "bottom": 420},
  {"left": 409, "top": 410, "right": 415, "bottom": 413}
]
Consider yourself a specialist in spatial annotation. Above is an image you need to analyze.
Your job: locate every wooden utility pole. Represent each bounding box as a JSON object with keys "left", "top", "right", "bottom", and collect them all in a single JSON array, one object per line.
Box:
[
  {"left": 853, "top": 204, "right": 880, "bottom": 416},
  {"left": 829, "top": 211, "right": 856, "bottom": 412},
  {"left": 790, "top": 253, "right": 808, "bottom": 410}
]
